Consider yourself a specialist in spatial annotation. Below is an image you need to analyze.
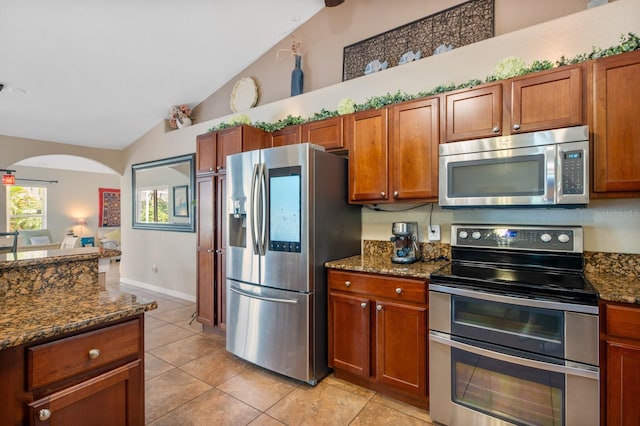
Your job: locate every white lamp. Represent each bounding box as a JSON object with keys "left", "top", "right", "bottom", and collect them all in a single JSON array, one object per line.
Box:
[{"left": 74, "top": 218, "right": 87, "bottom": 237}]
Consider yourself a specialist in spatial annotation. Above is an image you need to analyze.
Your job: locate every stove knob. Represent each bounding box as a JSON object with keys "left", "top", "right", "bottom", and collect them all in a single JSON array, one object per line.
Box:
[
  {"left": 472, "top": 231, "right": 482, "bottom": 240},
  {"left": 458, "top": 231, "right": 468, "bottom": 239},
  {"left": 557, "top": 233, "right": 570, "bottom": 243},
  {"left": 540, "top": 233, "right": 552, "bottom": 243}
]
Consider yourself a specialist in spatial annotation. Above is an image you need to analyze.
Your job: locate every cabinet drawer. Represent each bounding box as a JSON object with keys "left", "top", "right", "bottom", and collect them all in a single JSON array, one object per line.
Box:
[
  {"left": 328, "top": 270, "right": 427, "bottom": 304},
  {"left": 606, "top": 304, "right": 640, "bottom": 340},
  {"left": 28, "top": 319, "right": 141, "bottom": 390}
]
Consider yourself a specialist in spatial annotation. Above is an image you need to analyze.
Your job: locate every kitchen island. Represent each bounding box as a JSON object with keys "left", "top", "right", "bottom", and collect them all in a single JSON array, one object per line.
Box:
[{"left": 0, "top": 247, "right": 156, "bottom": 424}]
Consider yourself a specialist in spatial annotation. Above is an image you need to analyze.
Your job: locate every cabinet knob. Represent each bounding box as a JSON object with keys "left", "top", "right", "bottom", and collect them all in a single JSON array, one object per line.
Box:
[
  {"left": 88, "top": 349, "right": 101, "bottom": 360},
  {"left": 345, "top": 281, "right": 351, "bottom": 287},
  {"left": 513, "top": 124, "right": 521, "bottom": 131},
  {"left": 39, "top": 409, "right": 51, "bottom": 421},
  {"left": 395, "top": 287, "right": 402, "bottom": 294},
  {"left": 209, "top": 167, "right": 213, "bottom": 172},
  {"left": 360, "top": 302, "right": 367, "bottom": 308},
  {"left": 381, "top": 192, "right": 386, "bottom": 197},
  {"left": 207, "top": 249, "right": 214, "bottom": 253},
  {"left": 393, "top": 191, "right": 398, "bottom": 198},
  {"left": 376, "top": 305, "right": 382, "bottom": 311},
  {"left": 215, "top": 249, "right": 222, "bottom": 254},
  {"left": 492, "top": 126, "right": 500, "bottom": 133}
]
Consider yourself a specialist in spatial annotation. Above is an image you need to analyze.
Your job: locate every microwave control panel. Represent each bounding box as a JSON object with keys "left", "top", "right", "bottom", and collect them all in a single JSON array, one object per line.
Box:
[{"left": 561, "top": 150, "right": 584, "bottom": 195}]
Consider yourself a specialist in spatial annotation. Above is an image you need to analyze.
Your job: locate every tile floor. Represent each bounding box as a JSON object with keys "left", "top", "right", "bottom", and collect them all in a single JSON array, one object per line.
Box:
[{"left": 106, "top": 263, "right": 433, "bottom": 425}]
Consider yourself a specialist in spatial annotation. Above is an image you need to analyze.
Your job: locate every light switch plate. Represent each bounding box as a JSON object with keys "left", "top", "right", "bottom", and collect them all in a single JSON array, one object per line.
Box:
[{"left": 427, "top": 224, "right": 441, "bottom": 241}]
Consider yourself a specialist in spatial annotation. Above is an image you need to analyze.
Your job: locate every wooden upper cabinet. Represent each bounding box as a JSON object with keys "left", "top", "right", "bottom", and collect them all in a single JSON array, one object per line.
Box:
[
  {"left": 346, "top": 109, "right": 389, "bottom": 203},
  {"left": 510, "top": 66, "right": 583, "bottom": 134},
  {"left": 196, "top": 125, "right": 267, "bottom": 174},
  {"left": 444, "top": 83, "right": 502, "bottom": 142},
  {"left": 271, "top": 124, "right": 302, "bottom": 147},
  {"left": 301, "top": 116, "right": 345, "bottom": 151},
  {"left": 592, "top": 50, "right": 640, "bottom": 195},
  {"left": 196, "top": 132, "right": 217, "bottom": 173},
  {"left": 390, "top": 98, "right": 440, "bottom": 201}
]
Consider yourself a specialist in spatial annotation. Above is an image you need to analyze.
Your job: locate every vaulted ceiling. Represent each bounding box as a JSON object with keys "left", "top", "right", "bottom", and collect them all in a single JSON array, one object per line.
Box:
[{"left": 0, "top": 0, "right": 326, "bottom": 151}]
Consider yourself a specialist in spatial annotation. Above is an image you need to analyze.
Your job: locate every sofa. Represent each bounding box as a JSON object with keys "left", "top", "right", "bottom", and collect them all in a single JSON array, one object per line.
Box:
[{"left": 17, "top": 229, "right": 61, "bottom": 251}]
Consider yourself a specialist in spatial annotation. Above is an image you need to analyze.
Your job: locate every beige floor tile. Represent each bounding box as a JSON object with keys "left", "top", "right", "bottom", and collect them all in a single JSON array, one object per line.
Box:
[
  {"left": 149, "top": 333, "right": 225, "bottom": 367},
  {"left": 145, "top": 323, "right": 196, "bottom": 351},
  {"left": 145, "top": 368, "right": 212, "bottom": 423},
  {"left": 144, "top": 315, "right": 170, "bottom": 332},
  {"left": 322, "top": 374, "right": 376, "bottom": 400},
  {"left": 370, "top": 393, "right": 432, "bottom": 423},
  {"left": 266, "top": 380, "right": 370, "bottom": 425},
  {"left": 180, "top": 349, "right": 251, "bottom": 387},
  {"left": 158, "top": 304, "right": 197, "bottom": 325},
  {"left": 145, "top": 353, "right": 174, "bottom": 380},
  {"left": 217, "top": 367, "right": 298, "bottom": 411},
  {"left": 351, "top": 400, "right": 432, "bottom": 425},
  {"left": 146, "top": 299, "right": 188, "bottom": 317},
  {"left": 148, "top": 388, "right": 261, "bottom": 426},
  {"left": 248, "top": 414, "right": 286, "bottom": 426}
]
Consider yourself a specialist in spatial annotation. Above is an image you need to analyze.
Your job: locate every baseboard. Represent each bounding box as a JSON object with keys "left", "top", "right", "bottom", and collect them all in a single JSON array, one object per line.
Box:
[{"left": 120, "top": 277, "right": 196, "bottom": 303}]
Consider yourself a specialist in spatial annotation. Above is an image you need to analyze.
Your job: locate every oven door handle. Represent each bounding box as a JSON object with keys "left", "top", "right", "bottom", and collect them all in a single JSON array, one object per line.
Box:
[
  {"left": 429, "top": 284, "right": 598, "bottom": 315},
  {"left": 429, "top": 330, "right": 599, "bottom": 380}
]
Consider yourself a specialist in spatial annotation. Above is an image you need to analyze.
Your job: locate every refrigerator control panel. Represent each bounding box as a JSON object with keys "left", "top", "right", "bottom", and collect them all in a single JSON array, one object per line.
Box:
[{"left": 269, "top": 241, "right": 301, "bottom": 252}]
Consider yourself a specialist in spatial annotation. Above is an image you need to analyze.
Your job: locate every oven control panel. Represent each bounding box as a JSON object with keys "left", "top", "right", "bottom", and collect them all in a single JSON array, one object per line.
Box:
[{"left": 451, "top": 225, "right": 583, "bottom": 253}]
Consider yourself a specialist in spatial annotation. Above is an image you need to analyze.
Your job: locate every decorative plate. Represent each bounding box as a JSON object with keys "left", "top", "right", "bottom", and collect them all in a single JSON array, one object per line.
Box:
[{"left": 230, "top": 77, "right": 258, "bottom": 112}]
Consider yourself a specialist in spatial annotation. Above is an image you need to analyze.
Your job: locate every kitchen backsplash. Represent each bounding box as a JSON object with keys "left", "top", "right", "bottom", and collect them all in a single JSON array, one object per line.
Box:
[
  {"left": 585, "top": 251, "right": 640, "bottom": 279},
  {"left": 364, "top": 240, "right": 639, "bottom": 279},
  {"left": 363, "top": 240, "right": 450, "bottom": 261}
]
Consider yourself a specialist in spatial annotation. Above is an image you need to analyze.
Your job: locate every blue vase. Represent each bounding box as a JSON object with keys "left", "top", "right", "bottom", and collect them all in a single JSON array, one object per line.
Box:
[{"left": 291, "top": 55, "right": 304, "bottom": 96}]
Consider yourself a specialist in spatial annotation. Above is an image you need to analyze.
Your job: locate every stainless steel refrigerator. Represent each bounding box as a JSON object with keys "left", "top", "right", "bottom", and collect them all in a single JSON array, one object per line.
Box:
[{"left": 225, "top": 143, "right": 361, "bottom": 385}]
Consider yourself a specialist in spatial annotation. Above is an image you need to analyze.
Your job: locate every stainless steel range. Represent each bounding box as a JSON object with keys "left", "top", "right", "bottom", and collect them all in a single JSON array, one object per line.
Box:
[{"left": 429, "top": 224, "right": 599, "bottom": 426}]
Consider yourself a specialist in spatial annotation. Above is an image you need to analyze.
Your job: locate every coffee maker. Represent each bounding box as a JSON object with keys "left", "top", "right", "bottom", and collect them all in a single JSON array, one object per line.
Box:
[{"left": 390, "top": 222, "right": 420, "bottom": 264}]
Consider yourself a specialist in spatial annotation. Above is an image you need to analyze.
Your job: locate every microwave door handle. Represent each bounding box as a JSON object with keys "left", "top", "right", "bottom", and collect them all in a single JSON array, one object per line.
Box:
[
  {"left": 250, "top": 163, "right": 260, "bottom": 254},
  {"left": 257, "top": 163, "right": 267, "bottom": 256}
]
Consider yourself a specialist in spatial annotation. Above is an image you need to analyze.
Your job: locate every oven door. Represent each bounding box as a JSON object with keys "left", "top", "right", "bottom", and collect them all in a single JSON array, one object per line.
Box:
[
  {"left": 429, "top": 331, "right": 599, "bottom": 426},
  {"left": 439, "top": 144, "right": 557, "bottom": 207}
]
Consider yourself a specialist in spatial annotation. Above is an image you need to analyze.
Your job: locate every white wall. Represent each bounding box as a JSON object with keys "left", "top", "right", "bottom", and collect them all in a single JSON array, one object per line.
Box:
[
  {"left": 0, "top": 165, "right": 120, "bottom": 241},
  {"left": 122, "top": 0, "right": 640, "bottom": 299}
]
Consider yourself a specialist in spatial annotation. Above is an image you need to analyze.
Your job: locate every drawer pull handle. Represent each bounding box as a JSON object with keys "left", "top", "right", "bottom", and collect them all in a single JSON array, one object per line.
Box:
[
  {"left": 88, "top": 349, "right": 101, "bottom": 360},
  {"left": 376, "top": 305, "right": 382, "bottom": 311},
  {"left": 39, "top": 409, "right": 51, "bottom": 421},
  {"left": 360, "top": 302, "right": 367, "bottom": 308},
  {"left": 492, "top": 126, "right": 500, "bottom": 133},
  {"left": 396, "top": 287, "right": 402, "bottom": 294},
  {"left": 345, "top": 281, "right": 351, "bottom": 287}
]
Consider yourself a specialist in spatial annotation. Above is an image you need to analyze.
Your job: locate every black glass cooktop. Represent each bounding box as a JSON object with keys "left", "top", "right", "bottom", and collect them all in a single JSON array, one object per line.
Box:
[{"left": 430, "top": 261, "right": 599, "bottom": 305}]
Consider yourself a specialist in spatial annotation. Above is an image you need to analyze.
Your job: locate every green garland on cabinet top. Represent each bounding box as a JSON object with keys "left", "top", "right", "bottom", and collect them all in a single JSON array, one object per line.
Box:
[{"left": 207, "top": 32, "right": 640, "bottom": 134}]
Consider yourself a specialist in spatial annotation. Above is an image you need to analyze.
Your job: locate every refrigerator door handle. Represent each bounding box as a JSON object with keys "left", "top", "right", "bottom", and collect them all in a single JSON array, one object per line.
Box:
[
  {"left": 250, "top": 163, "right": 260, "bottom": 254},
  {"left": 257, "top": 163, "right": 267, "bottom": 256},
  {"left": 230, "top": 286, "right": 298, "bottom": 304}
]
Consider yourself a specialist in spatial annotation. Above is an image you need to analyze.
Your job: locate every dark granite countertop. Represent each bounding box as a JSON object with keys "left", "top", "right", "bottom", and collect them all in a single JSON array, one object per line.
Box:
[
  {"left": 0, "top": 283, "right": 157, "bottom": 350},
  {"left": 325, "top": 254, "right": 448, "bottom": 280},
  {"left": 0, "top": 247, "right": 121, "bottom": 269}
]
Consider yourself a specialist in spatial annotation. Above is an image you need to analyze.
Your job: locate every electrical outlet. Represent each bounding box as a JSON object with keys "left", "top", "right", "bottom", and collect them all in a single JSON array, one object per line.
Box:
[{"left": 427, "top": 224, "right": 441, "bottom": 241}]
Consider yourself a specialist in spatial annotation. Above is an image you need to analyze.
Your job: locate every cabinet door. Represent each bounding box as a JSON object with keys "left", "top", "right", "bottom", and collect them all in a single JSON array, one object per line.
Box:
[
  {"left": 375, "top": 301, "right": 427, "bottom": 397},
  {"left": 593, "top": 51, "right": 640, "bottom": 194},
  {"left": 510, "top": 66, "right": 583, "bottom": 134},
  {"left": 346, "top": 109, "right": 390, "bottom": 202},
  {"left": 329, "top": 292, "right": 370, "bottom": 377},
  {"left": 390, "top": 98, "right": 440, "bottom": 201},
  {"left": 271, "top": 125, "right": 302, "bottom": 147},
  {"left": 217, "top": 127, "right": 243, "bottom": 173},
  {"left": 196, "top": 175, "right": 215, "bottom": 326},
  {"left": 29, "top": 360, "right": 143, "bottom": 426},
  {"left": 606, "top": 341, "right": 640, "bottom": 426},
  {"left": 302, "top": 116, "right": 345, "bottom": 151},
  {"left": 444, "top": 84, "right": 502, "bottom": 142},
  {"left": 196, "top": 133, "right": 216, "bottom": 174},
  {"left": 215, "top": 174, "right": 227, "bottom": 331}
]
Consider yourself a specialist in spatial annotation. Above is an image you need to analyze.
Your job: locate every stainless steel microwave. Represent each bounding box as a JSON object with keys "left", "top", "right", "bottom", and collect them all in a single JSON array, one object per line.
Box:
[{"left": 439, "top": 126, "right": 589, "bottom": 208}]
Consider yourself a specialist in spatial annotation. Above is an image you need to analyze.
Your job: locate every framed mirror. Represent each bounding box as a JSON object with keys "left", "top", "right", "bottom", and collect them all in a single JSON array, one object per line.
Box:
[{"left": 132, "top": 153, "right": 195, "bottom": 232}]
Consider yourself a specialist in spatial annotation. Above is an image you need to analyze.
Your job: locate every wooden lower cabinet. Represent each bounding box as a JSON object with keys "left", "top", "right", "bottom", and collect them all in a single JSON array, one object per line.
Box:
[
  {"left": 602, "top": 301, "right": 640, "bottom": 425},
  {"left": 0, "top": 317, "right": 144, "bottom": 425},
  {"left": 328, "top": 269, "right": 428, "bottom": 408}
]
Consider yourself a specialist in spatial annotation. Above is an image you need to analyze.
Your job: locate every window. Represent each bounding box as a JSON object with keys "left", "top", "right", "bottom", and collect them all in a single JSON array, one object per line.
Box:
[
  {"left": 136, "top": 186, "right": 169, "bottom": 223},
  {"left": 6, "top": 186, "right": 47, "bottom": 231}
]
